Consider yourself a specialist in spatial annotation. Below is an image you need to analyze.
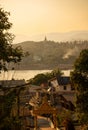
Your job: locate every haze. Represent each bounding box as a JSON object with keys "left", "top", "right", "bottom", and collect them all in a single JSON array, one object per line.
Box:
[{"left": 0, "top": 0, "right": 88, "bottom": 43}]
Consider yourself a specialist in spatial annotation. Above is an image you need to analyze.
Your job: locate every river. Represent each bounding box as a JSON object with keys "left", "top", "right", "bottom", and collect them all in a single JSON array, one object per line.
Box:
[{"left": 0, "top": 70, "right": 72, "bottom": 81}]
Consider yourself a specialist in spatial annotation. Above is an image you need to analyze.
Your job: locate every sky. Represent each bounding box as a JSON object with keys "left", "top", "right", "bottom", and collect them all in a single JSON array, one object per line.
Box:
[{"left": 0, "top": 0, "right": 88, "bottom": 42}]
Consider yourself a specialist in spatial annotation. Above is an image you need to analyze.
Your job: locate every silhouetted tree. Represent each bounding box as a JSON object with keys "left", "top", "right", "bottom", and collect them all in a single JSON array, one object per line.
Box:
[
  {"left": 0, "top": 7, "right": 23, "bottom": 130},
  {"left": 71, "top": 49, "right": 88, "bottom": 129},
  {"left": 0, "top": 8, "right": 23, "bottom": 71}
]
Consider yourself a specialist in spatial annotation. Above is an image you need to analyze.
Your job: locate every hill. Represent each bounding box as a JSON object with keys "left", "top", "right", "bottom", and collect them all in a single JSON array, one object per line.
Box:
[
  {"left": 13, "top": 31, "right": 88, "bottom": 43},
  {"left": 13, "top": 40, "right": 88, "bottom": 70}
]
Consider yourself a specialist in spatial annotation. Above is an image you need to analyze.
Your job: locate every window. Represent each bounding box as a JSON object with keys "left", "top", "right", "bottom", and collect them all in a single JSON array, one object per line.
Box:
[{"left": 64, "top": 85, "right": 67, "bottom": 90}]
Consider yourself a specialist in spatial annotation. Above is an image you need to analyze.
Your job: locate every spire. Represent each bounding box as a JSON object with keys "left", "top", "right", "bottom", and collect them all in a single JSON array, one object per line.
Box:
[{"left": 44, "top": 36, "right": 47, "bottom": 42}]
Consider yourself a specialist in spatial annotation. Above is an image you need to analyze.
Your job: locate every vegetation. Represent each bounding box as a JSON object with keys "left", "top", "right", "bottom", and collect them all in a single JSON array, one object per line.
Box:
[
  {"left": 0, "top": 7, "right": 24, "bottom": 129},
  {"left": 1, "top": 5, "right": 88, "bottom": 130},
  {"left": 71, "top": 49, "right": 88, "bottom": 129},
  {"left": 0, "top": 8, "right": 23, "bottom": 71},
  {"left": 29, "top": 67, "right": 62, "bottom": 85},
  {"left": 14, "top": 40, "right": 88, "bottom": 70},
  {"left": 57, "top": 109, "right": 75, "bottom": 130}
]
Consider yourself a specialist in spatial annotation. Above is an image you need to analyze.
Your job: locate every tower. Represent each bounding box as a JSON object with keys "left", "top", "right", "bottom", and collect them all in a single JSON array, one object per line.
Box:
[{"left": 44, "top": 36, "right": 47, "bottom": 42}]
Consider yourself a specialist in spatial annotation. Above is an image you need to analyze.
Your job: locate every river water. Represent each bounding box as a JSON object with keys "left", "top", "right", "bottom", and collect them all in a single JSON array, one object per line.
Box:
[{"left": 0, "top": 70, "right": 72, "bottom": 81}]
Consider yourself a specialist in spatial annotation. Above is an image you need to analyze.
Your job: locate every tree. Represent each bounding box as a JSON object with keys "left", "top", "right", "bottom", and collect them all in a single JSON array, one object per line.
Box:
[
  {"left": 29, "top": 73, "right": 48, "bottom": 86},
  {"left": 0, "top": 7, "right": 23, "bottom": 129},
  {"left": 29, "top": 68, "right": 62, "bottom": 86},
  {"left": 0, "top": 8, "right": 23, "bottom": 71},
  {"left": 46, "top": 67, "right": 62, "bottom": 80},
  {"left": 71, "top": 49, "right": 88, "bottom": 129}
]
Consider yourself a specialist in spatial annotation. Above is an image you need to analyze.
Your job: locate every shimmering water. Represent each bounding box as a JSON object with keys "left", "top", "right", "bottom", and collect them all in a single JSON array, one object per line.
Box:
[{"left": 0, "top": 70, "right": 72, "bottom": 81}]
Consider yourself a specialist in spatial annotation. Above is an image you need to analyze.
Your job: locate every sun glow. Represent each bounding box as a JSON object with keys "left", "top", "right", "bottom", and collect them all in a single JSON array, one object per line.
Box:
[{"left": 0, "top": 0, "right": 88, "bottom": 36}]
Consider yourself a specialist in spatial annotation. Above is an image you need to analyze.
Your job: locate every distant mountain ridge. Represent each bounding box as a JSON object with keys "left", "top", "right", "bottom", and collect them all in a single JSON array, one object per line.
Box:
[
  {"left": 14, "top": 31, "right": 88, "bottom": 43},
  {"left": 13, "top": 40, "right": 88, "bottom": 70},
  {"left": 46, "top": 31, "right": 88, "bottom": 42}
]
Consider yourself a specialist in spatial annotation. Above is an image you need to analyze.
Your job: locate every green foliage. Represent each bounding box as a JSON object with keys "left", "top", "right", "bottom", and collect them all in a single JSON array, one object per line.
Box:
[
  {"left": 0, "top": 8, "right": 23, "bottom": 71},
  {"left": 29, "top": 73, "right": 48, "bottom": 85},
  {"left": 46, "top": 68, "right": 62, "bottom": 79},
  {"left": 57, "top": 110, "right": 75, "bottom": 129},
  {"left": 74, "top": 49, "right": 88, "bottom": 73},
  {"left": 0, "top": 116, "right": 21, "bottom": 130},
  {"left": 0, "top": 8, "right": 12, "bottom": 30},
  {"left": 0, "top": 7, "right": 24, "bottom": 129},
  {"left": 0, "top": 87, "right": 26, "bottom": 129},
  {"left": 14, "top": 40, "right": 88, "bottom": 70},
  {"left": 0, "top": 89, "right": 16, "bottom": 120},
  {"left": 29, "top": 68, "right": 62, "bottom": 85},
  {"left": 71, "top": 49, "right": 88, "bottom": 126}
]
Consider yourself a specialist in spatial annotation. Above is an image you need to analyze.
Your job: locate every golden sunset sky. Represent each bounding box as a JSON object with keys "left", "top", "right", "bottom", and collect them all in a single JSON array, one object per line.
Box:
[{"left": 0, "top": 0, "right": 88, "bottom": 38}]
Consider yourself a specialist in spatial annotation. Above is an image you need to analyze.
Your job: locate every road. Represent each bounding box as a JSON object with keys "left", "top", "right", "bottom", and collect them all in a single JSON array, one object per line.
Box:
[{"left": 37, "top": 116, "right": 56, "bottom": 130}]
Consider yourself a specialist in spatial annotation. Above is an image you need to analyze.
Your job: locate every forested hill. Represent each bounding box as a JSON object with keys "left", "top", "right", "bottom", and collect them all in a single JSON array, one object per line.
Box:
[{"left": 13, "top": 40, "right": 88, "bottom": 70}]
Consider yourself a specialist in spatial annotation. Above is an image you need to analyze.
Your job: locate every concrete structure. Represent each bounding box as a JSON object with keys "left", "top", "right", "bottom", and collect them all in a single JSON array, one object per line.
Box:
[
  {"left": 49, "top": 76, "right": 73, "bottom": 92},
  {"left": 48, "top": 76, "right": 75, "bottom": 105}
]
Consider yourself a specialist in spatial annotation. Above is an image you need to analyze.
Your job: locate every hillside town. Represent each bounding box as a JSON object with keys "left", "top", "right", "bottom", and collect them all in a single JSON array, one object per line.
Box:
[
  {"left": 0, "top": 72, "right": 77, "bottom": 130},
  {"left": 0, "top": 2, "right": 88, "bottom": 130}
]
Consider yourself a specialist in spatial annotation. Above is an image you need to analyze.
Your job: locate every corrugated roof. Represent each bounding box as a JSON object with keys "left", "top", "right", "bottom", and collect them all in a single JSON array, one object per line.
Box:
[{"left": 57, "top": 76, "right": 70, "bottom": 85}]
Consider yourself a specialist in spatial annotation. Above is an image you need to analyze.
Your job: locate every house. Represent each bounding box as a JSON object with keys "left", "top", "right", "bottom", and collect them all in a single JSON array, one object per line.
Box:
[
  {"left": 48, "top": 76, "right": 75, "bottom": 104},
  {"left": 0, "top": 79, "right": 26, "bottom": 96},
  {"left": 19, "top": 84, "right": 45, "bottom": 105},
  {"left": 57, "top": 76, "right": 72, "bottom": 91},
  {"left": 0, "top": 79, "right": 26, "bottom": 88},
  {"left": 48, "top": 76, "right": 74, "bottom": 92}
]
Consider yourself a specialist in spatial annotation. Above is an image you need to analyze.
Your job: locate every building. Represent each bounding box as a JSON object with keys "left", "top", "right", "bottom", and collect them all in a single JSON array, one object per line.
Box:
[
  {"left": 49, "top": 76, "right": 74, "bottom": 92},
  {"left": 0, "top": 79, "right": 26, "bottom": 88},
  {"left": 48, "top": 76, "right": 75, "bottom": 104}
]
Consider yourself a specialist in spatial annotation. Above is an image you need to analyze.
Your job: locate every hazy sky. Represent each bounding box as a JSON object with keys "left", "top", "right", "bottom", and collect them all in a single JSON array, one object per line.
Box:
[{"left": 0, "top": 0, "right": 88, "bottom": 38}]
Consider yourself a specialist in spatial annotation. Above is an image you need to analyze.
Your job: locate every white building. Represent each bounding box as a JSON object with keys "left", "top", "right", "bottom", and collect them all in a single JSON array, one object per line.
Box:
[
  {"left": 49, "top": 76, "right": 73, "bottom": 92},
  {"left": 48, "top": 76, "right": 75, "bottom": 104}
]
